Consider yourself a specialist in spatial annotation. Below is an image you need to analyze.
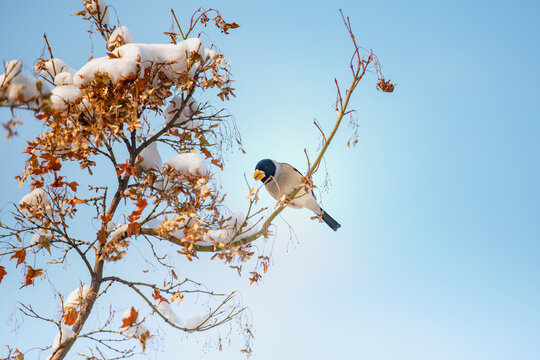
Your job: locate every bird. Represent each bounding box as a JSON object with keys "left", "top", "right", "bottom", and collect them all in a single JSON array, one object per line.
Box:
[{"left": 253, "top": 159, "right": 341, "bottom": 231}]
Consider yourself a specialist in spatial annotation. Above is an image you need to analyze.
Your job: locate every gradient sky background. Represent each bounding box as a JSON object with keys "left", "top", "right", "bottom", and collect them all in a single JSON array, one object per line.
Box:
[{"left": 1, "top": 0, "right": 540, "bottom": 359}]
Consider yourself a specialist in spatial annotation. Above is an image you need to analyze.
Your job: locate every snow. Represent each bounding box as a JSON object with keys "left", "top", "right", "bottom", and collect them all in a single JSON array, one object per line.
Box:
[
  {"left": 165, "top": 152, "right": 207, "bottom": 177},
  {"left": 19, "top": 188, "right": 51, "bottom": 210},
  {"left": 144, "top": 218, "right": 163, "bottom": 229},
  {"left": 156, "top": 299, "right": 182, "bottom": 325},
  {"left": 139, "top": 142, "right": 162, "bottom": 170},
  {"left": 64, "top": 284, "right": 91, "bottom": 309},
  {"left": 163, "top": 95, "right": 200, "bottom": 129},
  {"left": 30, "top": 232, "right": 53, "bottom": 246},
  {"left": 42, "top": 58, "right": 76, "bottom": 78},
  {"left": 0, "top": 60, "right": 50, "bottom": 106},
  {"left": 108, "top": 26, "right": 134, "bottom": 49},
  {"left": 74, "top": 38, "right": 207, "bottom": 87},
  {"left": 109, "top": 223, "right": 128, "bottom": 239},
  {"left": 106, "top": 221, "right": 116, "bottom": 232},
  {"left": 51, "top": 325, "right": 75, "bottom": 351},
  {"left": 50, "top": 85, "right": 82, "bottom": 111},
  {"left": 121, "top": 308, "right": 148, "bottom": 337},
  {"left": 185, "top": 314, "right": 204, "bottom": 330},
  {"left": 201, "top": 212, "right": 258, "bottom": 246},
  {"left": 54, "top": 72, "right": 74, "bottom": 86},
  {"left": 85, "top": 0, "right": 109, "bottom": 25}
]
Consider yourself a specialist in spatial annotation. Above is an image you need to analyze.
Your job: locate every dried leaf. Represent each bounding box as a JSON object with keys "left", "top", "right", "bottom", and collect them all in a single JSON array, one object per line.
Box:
[
  {"left": 0, "top": 265, "right": 6, "bottom": 283},
  {"left": 121, "top": 307, "right": 138, "bottom": 328},
  {"left": 10, "top": 248, "right": 26, "bottom": 268},
  {"left": 152, "top": 289, "right": 169, "bottom": 304},
  {"left": 171, "top": 291, "right": 184, "bottom": 305},
  {"left": 138, "top": 330, "right": 151, "bottom": 351},
  {"left": 63, "top": 307, "right": 79, "bottom": 326},
  {"left": 21, "top": 266, "right": 44, "bottom": 288}
]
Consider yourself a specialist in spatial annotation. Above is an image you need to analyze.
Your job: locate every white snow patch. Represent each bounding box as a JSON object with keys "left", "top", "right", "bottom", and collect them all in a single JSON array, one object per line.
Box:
[
  {"left": 64, "top": 284, "right": 91, "bottom": 309},
  {"left": 108, "top": 26, "right": 134, "bottom": 49},
  {"left": 85, "top": 0, "right": 110, "bottom": 25},
  {"left": 74, "top": 38, "right": 204, "bottom": 86},
  {"left": 185, "top": 314, "right": 204, "bottom": 330},
  {"left": 163, "top": 95, "right": 200, "bottom": 129},
  {"left": 106, "top": 221, "right": 117, "bottom": 232},
  {"left": 109, "top": 223, "right": 128, "bottom": 239},
  {"left": 200, "top": 212, "right": 257, "bottom": 246},
  {"left": 51, "top": 325, "right": 75, "bottom": 351},
  {"left": 50, "top": 85, "right": 82, "bottom": 111},
  {"left": 54, "top": 72, "right": 74, "bottom": 86},
  {"left": 19, "top": 189, "right": 51, "bottom": 209},
  {"left": 43, "top": 58, "right": 76, "bottom": 78},
  {"left": 156, "top": 299, "right": 182, "bottom": 325},
  {"left": 144, "top": 218, "right": 163, "bottom": 229},
  {"left": 121, "top": 308, "right": 148, "bottom": 337},
  {"left": 0, "top": 60, "right": 50, "bottom": 106},
  {"left": 30, "top": 232, "right": 53, "bottom": 247},
  {"left": 165, "top": 152, "right": 207, "bottom": 176},
  {"left": 139, "top": 142, "right": 162, "bottom": 170}
]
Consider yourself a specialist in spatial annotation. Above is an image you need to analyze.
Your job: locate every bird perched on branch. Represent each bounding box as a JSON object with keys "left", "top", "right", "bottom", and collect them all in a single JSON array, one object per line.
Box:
[{"left": 253, "top": 159, "right": 341, "bottom": 231}]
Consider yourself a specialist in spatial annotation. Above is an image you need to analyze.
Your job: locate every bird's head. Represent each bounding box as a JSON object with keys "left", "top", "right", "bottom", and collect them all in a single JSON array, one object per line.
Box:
[{"left": 254, "top": 159, "right": 276, "bottom": 183}]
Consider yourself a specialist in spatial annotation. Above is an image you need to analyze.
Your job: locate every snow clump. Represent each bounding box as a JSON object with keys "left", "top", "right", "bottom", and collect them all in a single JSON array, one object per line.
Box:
[
  {"left": 164, "top": 95, "right": 200, "bottom": 129},
  {"left": 165, "top": 152, "right": 207, "bottom": 177},
  {"left": 64, "top": 284, "right": 91, "bottom": 309},
  {"left": 138, "top": 142, "right": 162, "bottom": 170},
  {"left": 0, "top": 60, "right": 50, "bottom": 107},
  {"left": 85, "top": 0, "right": 110, "bottom": 25},
  {"left": 51, "top": 325, "right": 75, "bottom": 352},
  {"left": 185, "top": 314, "right": 204, "bottom": 330},
  {"left": 74, "top": 38, "right": 208, "bottom": 87},
  {"left": 19, "top": 188, "right": 51, "bottom": 210},
  {"left": 50, "top": 85, "right": 82, "bottom": 111},
  {"left": 156, "top": 299, "right": 182, "bottom": 325},
  {"left": 107, "top": 26, "right": 134, "bottom": 49}
]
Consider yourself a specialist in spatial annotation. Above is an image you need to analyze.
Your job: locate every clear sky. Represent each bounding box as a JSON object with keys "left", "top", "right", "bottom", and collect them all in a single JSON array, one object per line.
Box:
[{"left": 1, "top": 0, "right": 540, "bottom": 359}]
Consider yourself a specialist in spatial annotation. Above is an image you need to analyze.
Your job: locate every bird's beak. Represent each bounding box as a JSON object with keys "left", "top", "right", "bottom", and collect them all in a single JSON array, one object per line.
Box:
[{"left": 253, "top": 170, "right": 265, "bottom": 181}]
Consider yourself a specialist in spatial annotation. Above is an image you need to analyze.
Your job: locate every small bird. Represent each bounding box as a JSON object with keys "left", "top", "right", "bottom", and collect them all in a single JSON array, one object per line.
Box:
[{"left": 253, "top": 159, "right": 341, "bottom": 231}]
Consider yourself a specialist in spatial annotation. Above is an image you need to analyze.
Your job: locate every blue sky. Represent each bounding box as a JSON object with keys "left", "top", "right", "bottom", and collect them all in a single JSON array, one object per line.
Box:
[{"left": 1, "top": 0, "right": 540, "bottom": 359}]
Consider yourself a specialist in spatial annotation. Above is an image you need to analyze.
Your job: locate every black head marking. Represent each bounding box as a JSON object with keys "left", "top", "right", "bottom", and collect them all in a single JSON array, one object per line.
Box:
[{"left": 255, "top": 159, "right": 276, "bottom": 183}]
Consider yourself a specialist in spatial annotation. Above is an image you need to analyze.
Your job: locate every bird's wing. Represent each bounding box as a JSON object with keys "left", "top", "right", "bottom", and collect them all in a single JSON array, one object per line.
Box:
[{"left": 283, "top": 163, "right": 317, "bottom": 200}]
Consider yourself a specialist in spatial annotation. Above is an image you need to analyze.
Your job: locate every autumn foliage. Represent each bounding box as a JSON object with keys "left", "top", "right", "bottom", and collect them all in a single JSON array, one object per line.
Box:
[{"left": 0, "top": 2, "right": 391, "bottom": 360}]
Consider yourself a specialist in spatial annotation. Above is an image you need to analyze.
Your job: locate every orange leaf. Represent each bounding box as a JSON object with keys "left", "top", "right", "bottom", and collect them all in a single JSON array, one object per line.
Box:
[
  {"left": 21, "top": 266, "right": 44, "bottom": 288},
  {"left": 67, "top": 181, "right": 79, "bottom": 192},
  {"left": 0, "top": 265, "right": 6, "bottom": 284},
  {"left": 63, "top": 307, "right": 79, "bottom": 326},
  {"left": 200, "top": 147, "right": 212, "bottom": 159},
  {"left": 10, "top": 248, "right": 26, "bottom": 268},
  {"left": 152, "top": 289, "right": 169, "bottom": 304},
  {"left": 211, "top": 159, "right": 223, "bottom": 170},
  {"left": 128, "top": 198, "right": 147, "bottom": 222},
  {"left": 127, "top": 222, "right": 140, "bottom": 236},
  {"left": 138, "top": 330, "right": 151, "bottom": 351},
  {"left": 121, "top": 306, "right": 139, "bottom": 328}
]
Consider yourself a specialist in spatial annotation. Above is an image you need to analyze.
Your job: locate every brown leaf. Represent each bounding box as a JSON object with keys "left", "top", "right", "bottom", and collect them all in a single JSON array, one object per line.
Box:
[
  {"left": 127, "top": 222, "right": 140, "bottom": 236},
  {"left": 152, "top": 288, "right": 169, "bottom": 304},
  {"left": 0, "top": 265, "right": 6, "bottom": 284},
  {"left": 171, "top": 291, "right": 184, "bottom": 305},
  {"left": 63, "top": 307, "right": 79, "bottom": 326},
  {"left": 121, "top": 307, "right": 138, "bottom": 328},
  {"left": 10, "top": 248, "right": 26, "bottom": 268},
  {"left": 138, "top": 330, "right": 151, "bottom": 351},
  {"left": 21, "top": 266, "right": 44, "bottom": 288}
]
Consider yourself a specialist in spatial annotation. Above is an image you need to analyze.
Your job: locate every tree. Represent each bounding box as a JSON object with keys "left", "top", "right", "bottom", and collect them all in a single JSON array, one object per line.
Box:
[{"left": 0, "top": 1, "right": 392, "bottom": 359}]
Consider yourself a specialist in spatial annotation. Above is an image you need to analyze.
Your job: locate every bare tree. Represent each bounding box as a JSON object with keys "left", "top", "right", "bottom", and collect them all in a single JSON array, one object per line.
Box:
[{"left": 0, "top": 2, "right": 392, "bottom": 359}]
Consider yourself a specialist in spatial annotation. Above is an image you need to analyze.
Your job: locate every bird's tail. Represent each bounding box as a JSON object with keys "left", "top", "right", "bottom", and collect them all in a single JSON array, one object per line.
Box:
[{"left": 321, "top": 209, "right": 341, "bottom": 231}]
